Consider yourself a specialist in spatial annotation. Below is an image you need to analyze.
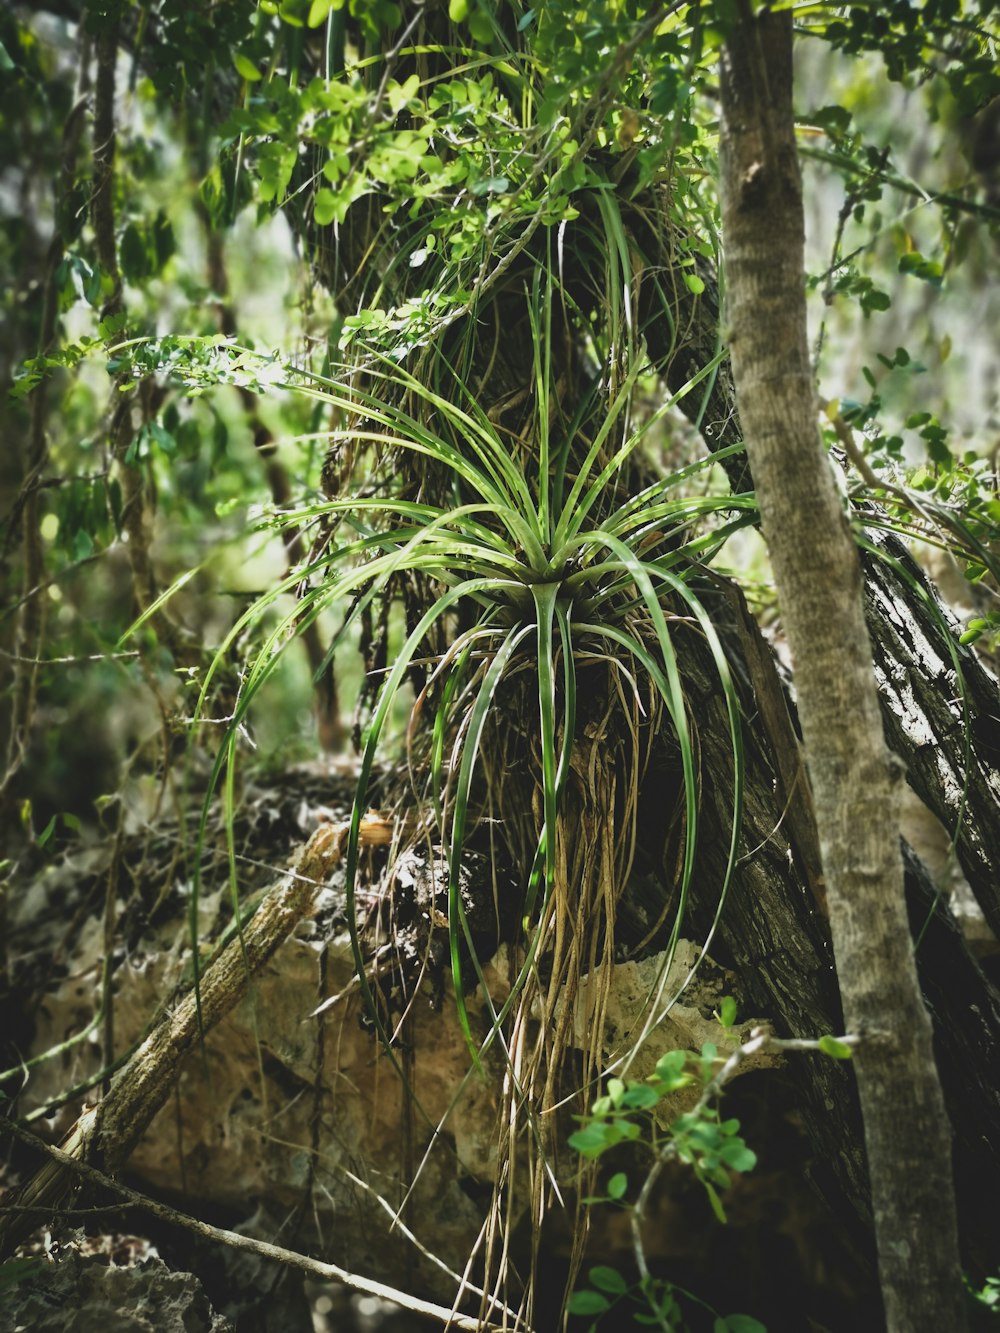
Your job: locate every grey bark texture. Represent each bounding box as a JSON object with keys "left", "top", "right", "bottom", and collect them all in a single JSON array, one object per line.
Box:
[{"left": 717, "top": 6, "right": 966, "bottom": 1329}]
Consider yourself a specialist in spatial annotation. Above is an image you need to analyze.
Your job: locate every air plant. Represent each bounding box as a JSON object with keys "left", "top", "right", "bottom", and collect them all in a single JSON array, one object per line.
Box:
[{"left": 176, "top": 255, "right": 753, "bottom": 1079}]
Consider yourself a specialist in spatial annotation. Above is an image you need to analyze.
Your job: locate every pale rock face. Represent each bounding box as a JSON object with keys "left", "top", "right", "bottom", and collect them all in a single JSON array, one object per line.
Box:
[
  {"left": 19, "top": 868, "right": 766, "bottom": 1302},
  {"left": 0, "top": 1252, "right": 232, "bottom": 1333}
]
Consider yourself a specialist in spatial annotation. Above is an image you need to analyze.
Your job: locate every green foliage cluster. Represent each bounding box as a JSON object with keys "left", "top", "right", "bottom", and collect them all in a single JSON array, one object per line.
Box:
[
  {"left": 821, "top": 0, "right": 998, "bottom": 102},
  {"left": 570, "top": 1047, "right": 757, "bottom": 1204},
  {"left": 972, "top": 1274, "right": 1000, "bottom": 1315},
  {"left": 569, "top": 1262, "right": 764, "bottom": 1333},
  {"left": 566, "top": 1042, "right": 763, "bottom": 1332}
]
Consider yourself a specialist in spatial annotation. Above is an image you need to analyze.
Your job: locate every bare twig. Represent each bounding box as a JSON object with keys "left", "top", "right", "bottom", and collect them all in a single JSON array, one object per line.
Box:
[{"left": 0, "top": 1116, "right": 507, "bottom": 1332}]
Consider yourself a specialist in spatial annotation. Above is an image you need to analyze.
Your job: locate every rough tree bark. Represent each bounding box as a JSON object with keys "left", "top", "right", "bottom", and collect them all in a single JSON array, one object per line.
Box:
[{"left": 717, "top": 6, "right": 966, "bottom": 1330}]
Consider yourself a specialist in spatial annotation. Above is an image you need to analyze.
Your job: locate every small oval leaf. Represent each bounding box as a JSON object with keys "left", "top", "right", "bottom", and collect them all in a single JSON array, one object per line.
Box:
[
  {"left": 818, "top": 1035, "right": 854, "bottom": 1060},
  {"left": 589, "top": 1265, "right": 628, "bottom": 1294},
  {"left": 233, "top": 53, "right": 263, "bottom": 81},
  {"left": 607, "top": 1172, "right": 628, "bottom": 1200},
  {"left": 567, "top": 1290, "right": 611, "bottom": 1316}
]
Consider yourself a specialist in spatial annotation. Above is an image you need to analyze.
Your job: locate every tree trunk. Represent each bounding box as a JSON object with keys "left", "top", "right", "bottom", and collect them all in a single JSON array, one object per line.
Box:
[{"left": 717, "top": 6, "right": 966, "bottom": 1329}]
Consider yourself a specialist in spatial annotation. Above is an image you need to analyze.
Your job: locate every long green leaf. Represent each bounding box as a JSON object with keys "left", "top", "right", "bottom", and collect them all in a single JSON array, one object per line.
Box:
[
  {"left": 447, "top": 623, "right": 534, "bottom": 1067},
  {"left": 555, "top": 348, "right": 729, "bottom": 548}
]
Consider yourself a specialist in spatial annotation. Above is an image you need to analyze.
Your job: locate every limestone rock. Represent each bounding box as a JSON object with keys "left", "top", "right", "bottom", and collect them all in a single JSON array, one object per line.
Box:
[{"left": 0, "top": 1252, "right": 232, "bottom": 1333}]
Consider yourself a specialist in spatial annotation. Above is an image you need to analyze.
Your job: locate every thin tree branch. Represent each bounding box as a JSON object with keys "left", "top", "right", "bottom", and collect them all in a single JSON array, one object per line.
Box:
[{"left": 0, "top": 1116, "right": 508, "bottom": 1333}]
